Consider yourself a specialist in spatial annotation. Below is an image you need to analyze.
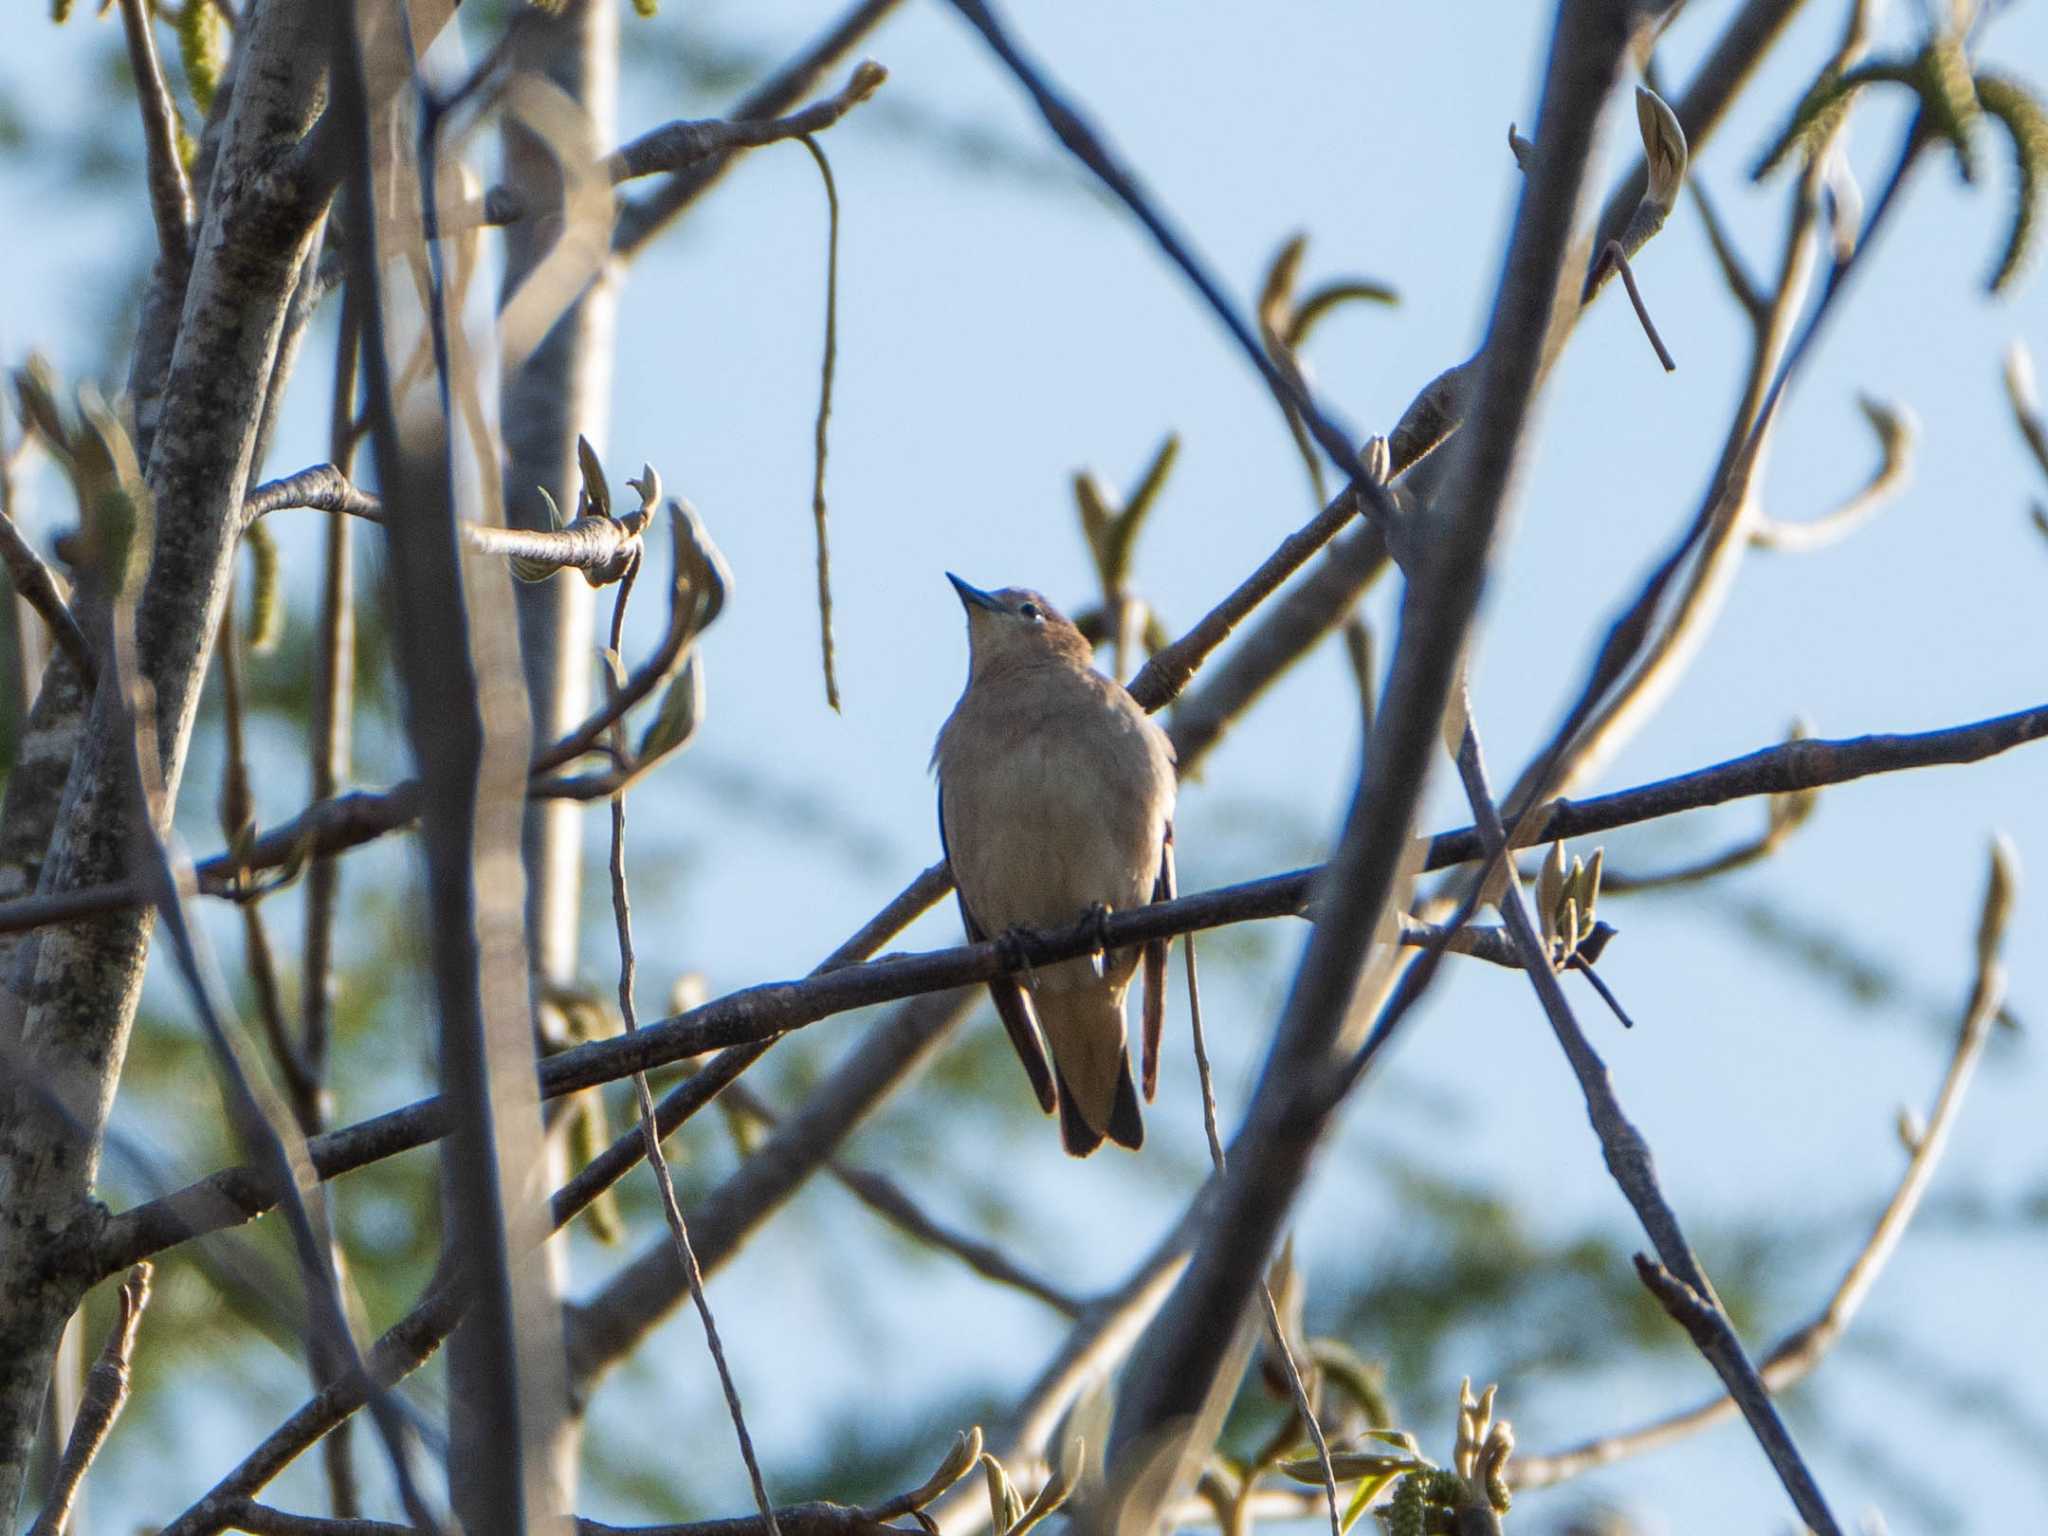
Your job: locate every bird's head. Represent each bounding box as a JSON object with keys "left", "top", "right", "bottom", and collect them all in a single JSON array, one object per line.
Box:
[{"left": 946, "top": 574, "right": 1092, "bottom": 677}]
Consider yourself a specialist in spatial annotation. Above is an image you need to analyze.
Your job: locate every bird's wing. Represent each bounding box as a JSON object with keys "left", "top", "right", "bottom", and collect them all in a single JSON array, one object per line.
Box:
[
  {"left": 939, "top": 781, "right": 1057, "bottom": 1115},
  {"left": 1140, "top": 825, "right": 1175, "bottom": 1101}
]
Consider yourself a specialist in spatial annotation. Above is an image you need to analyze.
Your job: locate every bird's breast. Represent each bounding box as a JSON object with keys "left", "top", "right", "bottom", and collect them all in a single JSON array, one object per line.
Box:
[{"left": 938, "top": 680, "right": 1173, "bottom": 937}]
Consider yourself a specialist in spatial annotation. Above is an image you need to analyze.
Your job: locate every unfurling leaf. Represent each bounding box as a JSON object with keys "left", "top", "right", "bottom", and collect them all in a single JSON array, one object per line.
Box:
[
  {"left": 1976, "top": 73, "right": 2048, "bottom": 294},
  {"left": 1978, "top": 834, "right": 2020, "bottom": 974},
  {"left": 637, "top": 652, "right": 705, "bottom": 766},
  {"left": 577, "top": 434, "right": 612, "bottom": 521},
  {"left": 1279, "top": 1450, "right": 1427, "bottom": 1485},
  {"left": 73, "top": 388, "right": 151, "bottom": 602},
  {"left": 12, "top": 354, "right": 70, "bottom": 457},
  {"left": 1635, "top": 85, "right": 1688, "bottom": 211},
  {"left": 243, "top": 520, "right": 283, "bottom": 655},
  {"left": 981, "top": 1453, "right": 1025, "bottom": 1536},
  {"left": 1536, "top": 841, "right": 1568, "bottom": 948},
  {"left": 899, "top": 1427, "right": 983, "bottom": 1512}
]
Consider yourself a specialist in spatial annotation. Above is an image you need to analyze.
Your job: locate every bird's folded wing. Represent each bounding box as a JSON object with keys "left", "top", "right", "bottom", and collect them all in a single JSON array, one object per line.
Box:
[
  {"left": 940, "top": 784, "right": 1057, "bottom": 1115},
  {"left": 1141, "top": 827, "right": 1175, "bottom": 1101}
]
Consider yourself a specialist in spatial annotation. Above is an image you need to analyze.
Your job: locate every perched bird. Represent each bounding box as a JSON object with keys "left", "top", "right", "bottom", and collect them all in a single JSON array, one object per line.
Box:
[{"left": 932, "top": 574, "right": 1178, "bottom": 1156}]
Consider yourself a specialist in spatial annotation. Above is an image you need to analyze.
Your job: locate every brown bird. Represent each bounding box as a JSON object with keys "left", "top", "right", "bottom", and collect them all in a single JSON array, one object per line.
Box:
[{"left": 932, "top": 574, "right": 1178, "bottom": 1155}]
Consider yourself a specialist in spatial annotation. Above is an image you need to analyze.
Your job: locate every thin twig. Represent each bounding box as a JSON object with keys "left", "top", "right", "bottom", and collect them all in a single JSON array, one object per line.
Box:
[
  {"left": 1748, "top": 397, "right": 1914, "bottom": 552},
  {"left": 0, "top": 504, "right": 94, "bottom": 687},
  {"left": 719, "top": 1082, "right": 1084, "bottom": 1316},
  {"left": 1688, "top": 174, "right": 1767, "bottom": 320},
  {"left": 604, "top": 572, "right": 782, "bottom": 1536},
  {"left": 302, "top": 282, "right": 362, "bottom": 1514},
  {"left": 115, "top": 0, "right": 195, "bottom": 274},
  {"left": 1185, "top": 934, "right": 1225, "bottom": 1173},
  {"left": 614, "top": 0, "right": 904, "bottom": 259},
  {"left": 242, "top": 464, "right": 649, "bottom": 584},
  {"left": 216, "top": 602, "right": 315, "bottom": 1114},
  {"left": 800, "top": 134, "right": 843, "bottom": 711},
  {"left": 1180, "top": 916, "right": 1338, "bottom": 1536},
  {"left": 1515, "top": 838, "right": 2018, "bottom": 1489},
  {"left": 607, "top": 66, "right": 883, "bottom": 186},
  {"left": 1594, "top": 239, "right": 1677, "bottom": 371},
  {"left": 942, "top": 0, "right": 1392, "bottom": 521},
  {"left": 26, "top": 1264, "right": 152, "bottom": 1536},
  {"left": 1448, "top": 714, "right": 1842, "bottom": 1535}
]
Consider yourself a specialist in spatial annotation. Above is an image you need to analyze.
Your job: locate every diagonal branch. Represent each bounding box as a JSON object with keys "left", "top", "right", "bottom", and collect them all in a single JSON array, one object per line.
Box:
[
  {"left": 24, "top": 1264, "right": 152, "bottom": 1536},
  {"left": 115, "top": 0, "right": 195, "bottom": 276},
  {"left": 1447, "top": 713, "right": 1843, "bottom": 1534},
  {"left": 942, "top": 0, "right": 1392, "bottom": 521},
  {"left": 1098, "top": 4, "right": 1638, "bottom": 1525},
  {"left": 0, "top": 505, "right": 94, "bottom": 689},
  {"left": 1514, "top": 838, "right": 2017, "bottom": 1490}
]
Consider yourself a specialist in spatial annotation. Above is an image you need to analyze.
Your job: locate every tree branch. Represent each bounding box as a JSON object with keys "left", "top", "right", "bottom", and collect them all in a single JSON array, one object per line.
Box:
[
  {"left": 41, "top": 693, "right": 2048, "bottom": 1282},
  {"left": 1097, "top": 4, "right": 1638, "bottom": 1524},
  {"left": 614, "top": 0, "right": 905, "bottom": 259},
  {"left": 0, "top": 507, "right": 94, "bottom": 689},
  {"left": 24, "top": 1264, "right": 151, "bottom": 1536},
  {"left": 115, "top": 0, "right": 195, "bottom": 276},
  {"left": 243, "top": 464, "right": 652, "bottom": 586},
  {"left": 1513, "top": 837, "right": 2017, "bottom": 1490},
  {"left": 1448, "top": 715, "right": 1843, "bottom": 1534}
]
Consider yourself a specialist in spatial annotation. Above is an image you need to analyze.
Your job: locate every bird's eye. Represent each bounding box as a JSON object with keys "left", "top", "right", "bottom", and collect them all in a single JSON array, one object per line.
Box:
[{"left": 1018, "top": 602, "right": 1041, "bottom": 620}]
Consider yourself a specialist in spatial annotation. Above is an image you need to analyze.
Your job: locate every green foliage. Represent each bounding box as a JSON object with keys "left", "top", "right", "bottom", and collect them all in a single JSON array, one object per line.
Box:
[
  {"left": 241, "top": 520, "right": 284, "bottom": 655},
  {"left": 1976, "top": 73, "right": 2048, "bottom": 294},
  {"left": 177, "top": 0, "right": 227, "bottom": 116}
]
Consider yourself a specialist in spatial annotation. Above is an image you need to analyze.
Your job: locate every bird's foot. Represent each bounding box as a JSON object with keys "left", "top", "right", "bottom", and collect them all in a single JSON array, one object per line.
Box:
[
  {"left": 995, "top": 927, "right": 1041, "bottom": 991},
  {"left": 1082, "top": 902, "right": 1114, "bottom": 978}
]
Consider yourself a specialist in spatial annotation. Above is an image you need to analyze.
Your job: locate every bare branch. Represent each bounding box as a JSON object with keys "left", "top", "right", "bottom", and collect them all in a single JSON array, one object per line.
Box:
[
  {"left": 1514, "top": 837, "right": 2018, "bottom": 1489},
  {"left": 603, "top": 592, "right": 782, "bottom": 1536},
  {"left": 25, "top": 1264, "right": 152, "bottom": 1536},
  {"left": 720, "top": 1081, "right": 1085, "bottom": 1316},
  {"left": 1447, "top": 715, "right": 1843, "bottom": 1534},
  {"left": 0, "top": 506, "right": 94, "bottom": 689},
  {"left": 115, "top": 0, "right": 195, "bottom": 275},
  {"left": 614, "top": 1, "right": 906, "bottom": 259},
  {"left": 942, "top": 0, "right": 1393, "bottom": 519},
  {"left": 1099, "top": 5, "right": 1638, "bottom": 1524},
  {"left": 609, "top": 64, "right": 884, "bottom": 185},
  {"left": 242, "top": 464, "right": 651, "bottom": 586}
]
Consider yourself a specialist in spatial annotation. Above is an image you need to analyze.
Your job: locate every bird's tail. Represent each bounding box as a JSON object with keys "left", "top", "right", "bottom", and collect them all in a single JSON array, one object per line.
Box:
[{"left": 1037, "top": 968, "right": 1143, "bottom": 1156}]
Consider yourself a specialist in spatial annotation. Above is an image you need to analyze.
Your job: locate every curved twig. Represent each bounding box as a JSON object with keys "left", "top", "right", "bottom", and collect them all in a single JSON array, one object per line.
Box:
[{"left": 1748, "top": 395, "right": 1915, "bottom": 552}]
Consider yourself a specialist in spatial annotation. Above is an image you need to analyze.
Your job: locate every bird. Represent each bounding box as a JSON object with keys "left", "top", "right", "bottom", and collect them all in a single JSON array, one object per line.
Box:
[{"left": 932, "top": 573, "right": 1178, "bottom": 1156}]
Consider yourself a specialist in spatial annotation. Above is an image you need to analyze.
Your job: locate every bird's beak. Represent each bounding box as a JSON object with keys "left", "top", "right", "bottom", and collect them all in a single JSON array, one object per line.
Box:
[{"left": 946, "top": 573, "right": 1005, "bottom": 613}]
